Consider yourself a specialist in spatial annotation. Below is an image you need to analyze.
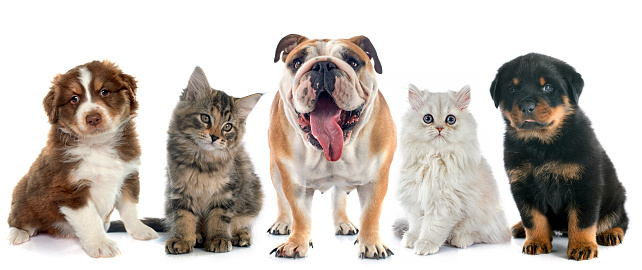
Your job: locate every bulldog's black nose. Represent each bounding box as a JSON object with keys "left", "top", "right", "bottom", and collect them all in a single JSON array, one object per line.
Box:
[
  {"left": 519, "top": 101, "right": 536, "bottom": 115},
  {"left": 311, "top": 61, "right": 337, "bottom": 73}
]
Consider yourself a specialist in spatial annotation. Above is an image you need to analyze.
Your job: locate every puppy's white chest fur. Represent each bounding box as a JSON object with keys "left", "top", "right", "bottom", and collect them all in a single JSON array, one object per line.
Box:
[{"left": 66, "top": 138, "right": 140, "bottom": 219}]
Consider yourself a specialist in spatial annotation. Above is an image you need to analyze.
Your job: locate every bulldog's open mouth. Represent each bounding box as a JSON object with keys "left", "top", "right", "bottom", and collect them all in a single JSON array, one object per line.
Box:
[{"left": 297, "top": 91, "right": 362, "bottom": 162}]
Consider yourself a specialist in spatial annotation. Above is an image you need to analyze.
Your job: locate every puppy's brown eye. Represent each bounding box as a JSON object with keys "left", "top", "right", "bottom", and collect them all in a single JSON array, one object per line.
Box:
[
  {"left": 70, "top": 95, "right": 79, "bottom": 104},
  {"left": 223, "top": 123, "right": 233, "bottom": 132},
  {"left": 200, "top": 114, "right": 210, "bottom": 123},
  {"left": 347, "top": 58, "right": 359, "bottom": 68},
  {"left": 100, "top": 89, "right": 110, "bottom": 97},
  {"left": 542, "top": 84, "right": 553, "bottom": 93}
]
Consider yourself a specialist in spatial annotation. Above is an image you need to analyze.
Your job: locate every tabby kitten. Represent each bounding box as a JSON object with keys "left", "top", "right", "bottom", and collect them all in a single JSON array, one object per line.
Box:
[{"left": 164, "top": 67, "right": 263, "bottom": 254}]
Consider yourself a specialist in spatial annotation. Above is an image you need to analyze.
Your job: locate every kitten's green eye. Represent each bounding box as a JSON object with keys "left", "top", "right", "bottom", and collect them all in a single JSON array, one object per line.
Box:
[
  {"left": 446, "top": 115, "right": 456, "bottom": 125},
  {"left": 223, "top": 123, "right": 233, "bottom": 132},
  {"left": 423, "top": 114, "right": 433, "bottom": 124},
  {"left": 200, "top": 114, "right": 210, "bottom": 123}
]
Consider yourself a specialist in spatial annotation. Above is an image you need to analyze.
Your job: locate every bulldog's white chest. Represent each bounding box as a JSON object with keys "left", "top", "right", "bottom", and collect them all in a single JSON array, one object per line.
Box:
[{"left": 66, "top": 141, "right": 140, "bottom": 219}]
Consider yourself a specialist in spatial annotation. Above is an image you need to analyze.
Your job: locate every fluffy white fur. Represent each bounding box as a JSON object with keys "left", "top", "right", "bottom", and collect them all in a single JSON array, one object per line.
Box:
[{"left": 396, "top": 84, "right": 510, "bottom": 255}]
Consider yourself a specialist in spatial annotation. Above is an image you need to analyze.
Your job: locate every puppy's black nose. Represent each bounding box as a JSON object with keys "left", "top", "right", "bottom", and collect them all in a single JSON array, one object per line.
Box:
[
  {"left": 311, "top": 61, "right": 337, "bottom": 73},
  {"left": 86, "top": 113, "right": 102, "bottom": 126},
  {"left": 520, "top": 101, "right": 536, "bottom": 115}
]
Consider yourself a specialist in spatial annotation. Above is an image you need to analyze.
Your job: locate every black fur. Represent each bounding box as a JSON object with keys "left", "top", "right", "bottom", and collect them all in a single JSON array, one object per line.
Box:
[{"left": 489, "top": 53, "right": 628, "bottom": 251}]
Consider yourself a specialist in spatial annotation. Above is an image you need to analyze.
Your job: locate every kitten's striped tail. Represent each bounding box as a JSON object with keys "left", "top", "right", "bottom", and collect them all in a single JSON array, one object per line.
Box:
[
  {"left": 392, "top": 218, "right": 409, "bottom": 238},
  {"left": 107, "top": 217, "right": 167, "bottom": 233}
]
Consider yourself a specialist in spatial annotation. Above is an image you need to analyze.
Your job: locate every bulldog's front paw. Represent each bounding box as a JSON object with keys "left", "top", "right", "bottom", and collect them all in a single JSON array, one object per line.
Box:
[
  {"left": 267, "top": 221, "right": 291, "bottom": 235},
  {"left": 82, "top": 237, "right": 121, "bottom": 258},
  {"left": 335, "top": 221, "right": 359, "bottom": 235},
  {"left": 355, "top": 238, "right": 393, "bottom": 259},
  {"left": 270, "top": 238, "right": 313, "bottom": 258}
]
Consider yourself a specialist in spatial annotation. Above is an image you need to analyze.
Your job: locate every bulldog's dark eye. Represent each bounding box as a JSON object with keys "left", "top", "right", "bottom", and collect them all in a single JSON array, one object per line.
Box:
[
  {"left": 100, "top": 89, "right": 110, "bottom": 97},
  {"left": 200, "top": 114, "right": 210, "bottom": 123},
  {"left": 70, "top": 95, "right": 79, "bottom": 104},
  {"left": 446, "top": 115, "right": 456, "bottom": 125},
  {"left": 223, "top": 123, "right": 233, "bottom": 132},
  {"left": 292, "top": 58, "right": 303, "bottom": 70},
  {"left": 423, "top": 114, "right": 433, "bottom": 124},
  {"left": 347, "top": 58, "right": 359, "bottom": 68},
  {"left": 542, "top": 84, "right": 553, "bottom": 93}
]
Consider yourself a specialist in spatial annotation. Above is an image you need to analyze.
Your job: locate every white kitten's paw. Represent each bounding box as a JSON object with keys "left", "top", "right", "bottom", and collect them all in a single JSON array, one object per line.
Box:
[
  {"left": 413, "top": 239, "right": 440, "bottom": 255},
  {"left": 8, "top": 227, "right": 30, "bottom": 245},
  {"left": 128, "top": 223, "right": 159, "bottom": 240},
  {"left": 401, "top": 231, "right": 418, "bottom": 248},
  {"left": 335, "top": 221, "right": 359, "bottom": 235},
  {"left": 449, "top": 233, "right": 475, "bottom": 249},
  {"left": 267, "top": 221, "right": 291, "bottom": 235},
  {"left": 82, "top": 238, "right": 121, "bottom": 258}
]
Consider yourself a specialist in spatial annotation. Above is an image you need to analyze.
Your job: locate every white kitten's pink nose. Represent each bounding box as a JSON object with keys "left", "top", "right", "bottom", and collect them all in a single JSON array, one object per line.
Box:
[{"left": 436, "top": 127, "right": 444, "bottom": 132}]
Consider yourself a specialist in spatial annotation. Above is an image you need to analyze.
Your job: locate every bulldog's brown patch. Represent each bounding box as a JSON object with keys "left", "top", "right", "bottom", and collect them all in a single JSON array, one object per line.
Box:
[
  {"left": 567, "top": 209, "right": 598, "bottom": 261},
  {"left": 523, "top": 209, "right": 552, "bottom": 255}
]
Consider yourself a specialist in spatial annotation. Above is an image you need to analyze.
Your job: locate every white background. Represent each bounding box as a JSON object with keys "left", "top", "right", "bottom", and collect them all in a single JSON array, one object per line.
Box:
[{"left": 0, "top": 1, "right": 639, "bottom": 269}]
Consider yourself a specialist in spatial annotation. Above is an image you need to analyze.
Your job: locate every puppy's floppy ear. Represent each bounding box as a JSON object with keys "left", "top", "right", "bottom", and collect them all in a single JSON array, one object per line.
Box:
[
  {"left": 489, "top": 75, "right": 500, "bottom": 108},
  {"left": 274, "top": 34, "right": 309, "bottom": 63},
  {"left": 43, "top": 77, "right": 59, "bottom": 124},
  {"left": 556, "top": 60, "right": 584, "bottom": 104},
  {"left": 119, "top": 72, "right": 139, "bottom": 111},
  {"left": 348, "top": 35, "right": 382, "bottom": 74}
]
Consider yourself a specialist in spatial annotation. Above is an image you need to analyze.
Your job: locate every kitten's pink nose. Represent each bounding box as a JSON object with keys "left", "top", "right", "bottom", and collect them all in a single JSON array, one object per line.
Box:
[{"left": 436, "top": 127, "right": 444, "bottom": 132}]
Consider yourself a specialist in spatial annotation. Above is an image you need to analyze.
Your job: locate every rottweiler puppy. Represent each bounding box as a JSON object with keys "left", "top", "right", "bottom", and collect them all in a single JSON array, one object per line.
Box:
[{"left": 489, "top": 53, "right": 628, "bottom": 261}]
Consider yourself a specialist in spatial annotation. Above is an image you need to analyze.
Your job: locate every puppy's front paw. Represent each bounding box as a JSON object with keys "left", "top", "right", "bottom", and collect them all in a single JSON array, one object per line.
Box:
[
  {"left": 568, "top": 242, "right": 598, "bottom": 261},
  {"left": 205, "top": 238, "right": 232, "bottom": 253},
  {"left": 413, "top": 238, "right": 440, "bottom": 255},
  {"left": 165, "top": 237, "right": 195, "bottom": 254},
  {"left": 267, "top": 221, "right": 291, "bottom": 235},
  {"left": 128, "top": 223, "right": 159, "bottom": 240},
  {"left": 597, "top": 227, "right": 624, "bottom": 246},
  {"left": 83, "top": 238, "right": 121, "bottom": 258},
  {"left": 522, "top": 240, "right": 552, "bottom": 255},
  {"left": 356, "top": 238, "right": 393, "bottom": 259},
  {"left": 8, "top": 227, "right": 31, "bottom": 245},
  {"left": 270, "top": 238, "right": 312, "bottom": 258}
]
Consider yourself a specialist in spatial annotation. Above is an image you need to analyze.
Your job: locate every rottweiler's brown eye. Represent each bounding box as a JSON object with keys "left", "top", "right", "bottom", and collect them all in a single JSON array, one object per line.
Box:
[
  {"left": 542, "top": 84, "right": 553, "bottom": 93},
  {"left": 70, "top": 95, "right": 79, "bottom": 104},
  {"left": 223, "top": 123, "right": 233, "bottom": 132}
]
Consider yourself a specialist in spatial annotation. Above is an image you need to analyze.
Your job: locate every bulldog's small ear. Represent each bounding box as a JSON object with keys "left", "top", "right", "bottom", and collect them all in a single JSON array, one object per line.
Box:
[
  {"left": 348, "top": 35, "right": 382, "bottom": 74},
  {"left": 274, "top": 34, "right": 309, "bottom": 63}
]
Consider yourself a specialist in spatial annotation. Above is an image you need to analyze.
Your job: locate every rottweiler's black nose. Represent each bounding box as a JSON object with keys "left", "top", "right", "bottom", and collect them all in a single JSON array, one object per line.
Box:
[
  {"left": 311, "top": 61, "right": 337, "bottom": 73},
  {"left": 520, "top": 101, "right": 536, "bottom": 115}
]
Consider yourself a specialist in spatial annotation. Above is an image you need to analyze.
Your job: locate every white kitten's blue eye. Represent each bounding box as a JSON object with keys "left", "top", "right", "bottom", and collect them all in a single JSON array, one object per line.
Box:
[
  {"left": 423, "top": 114, "right": 433, "bottom": 124},
  {"left": 446, "top": 115, "right": 456, "bottom": 125}
]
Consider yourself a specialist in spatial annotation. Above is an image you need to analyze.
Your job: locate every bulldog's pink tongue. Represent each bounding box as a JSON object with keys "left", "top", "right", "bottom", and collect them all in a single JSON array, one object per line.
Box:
[{"left": 310, "top": 94, "right": 343, "bottom": 162}]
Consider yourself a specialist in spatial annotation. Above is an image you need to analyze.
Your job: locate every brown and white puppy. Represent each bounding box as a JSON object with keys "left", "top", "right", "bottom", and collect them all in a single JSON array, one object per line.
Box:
[
  {"left": 268, "top": 34, "right": 396, "bottom": 259},
  {"left": 7, "top": 60, "right": 158, "bottom": 258}
]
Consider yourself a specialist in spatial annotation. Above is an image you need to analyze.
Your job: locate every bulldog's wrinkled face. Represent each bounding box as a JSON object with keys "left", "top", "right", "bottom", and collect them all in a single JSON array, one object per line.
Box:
[{"left": 275, "top": 35, "right": 382, "bottom": 162}]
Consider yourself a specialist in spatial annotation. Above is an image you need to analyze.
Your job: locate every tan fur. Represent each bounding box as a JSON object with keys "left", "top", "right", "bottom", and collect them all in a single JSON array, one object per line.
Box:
[
  {"left": 504, "top": 96, "right": 574, "bottom": 144},
  {"left": 567, "top": 208, "right": 599, "bottom": 260},
  {"left": 523, "top": 209, "right": 553, "bottom": 255}
]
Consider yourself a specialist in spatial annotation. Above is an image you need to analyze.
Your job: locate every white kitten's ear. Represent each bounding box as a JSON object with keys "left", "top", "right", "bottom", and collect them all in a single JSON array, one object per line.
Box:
[
  {"left": 456, "top": 85, "right": 471, "bottom": 111},
  {"left": 184, "top": 66, "right": 211, "bottom": 102},
  {"left": 235, "top": 93, "right": 263, "bottom": 122},
  {"left": 408, "top": 83, "right": 424, "bottom": 111}
]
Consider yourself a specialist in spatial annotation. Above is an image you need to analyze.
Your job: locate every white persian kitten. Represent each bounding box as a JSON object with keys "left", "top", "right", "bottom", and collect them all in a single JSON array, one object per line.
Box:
[{"left": 394, "top": 84, "right": 510, "bottom": 255}]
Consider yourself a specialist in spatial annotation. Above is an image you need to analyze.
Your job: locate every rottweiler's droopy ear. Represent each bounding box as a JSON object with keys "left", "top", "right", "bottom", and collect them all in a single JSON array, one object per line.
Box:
[
  {"left": 489, "top": 76, "right": 500, "bottom": 108},
  {"left": 555, "top": 60, "right": 584, "bottom": 104}
]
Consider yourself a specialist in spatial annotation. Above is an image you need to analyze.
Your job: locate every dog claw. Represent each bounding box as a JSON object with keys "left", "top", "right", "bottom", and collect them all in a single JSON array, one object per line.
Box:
[
  {"left": 360, "top": 252, "right": 365, "bottom": 259},
  {"left": 387, "top": 248, "right": 394, "bottom": 256},
  {"left": 309, "top": 242, "right": 314, "bottom": 248},
  {"left": 354, "top": 239, "right": 359, "bottom": 245},
  {"left": 270, "top": 247, "right": 278, "bottom": 256}
]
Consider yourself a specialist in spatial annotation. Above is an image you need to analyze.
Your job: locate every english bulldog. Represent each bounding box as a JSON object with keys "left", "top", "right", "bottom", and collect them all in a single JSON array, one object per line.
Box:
[{"left": 267, "top": 34, "right": 396, "bottom": 259}]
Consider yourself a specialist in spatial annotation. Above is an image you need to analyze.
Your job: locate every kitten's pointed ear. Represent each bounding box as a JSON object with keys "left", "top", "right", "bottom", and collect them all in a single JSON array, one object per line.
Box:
[
  {"left": 408, "top": 83, "right": 424, "bottom": 111},
  {"left": 235, "top": 93, "right": 263, "bottom": 122},
  {"left": 456, "top": 85, "right": 471, "bottom": 111},
  {"left": 184, "top": 66, "right": 211, "bottom": 102}
]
